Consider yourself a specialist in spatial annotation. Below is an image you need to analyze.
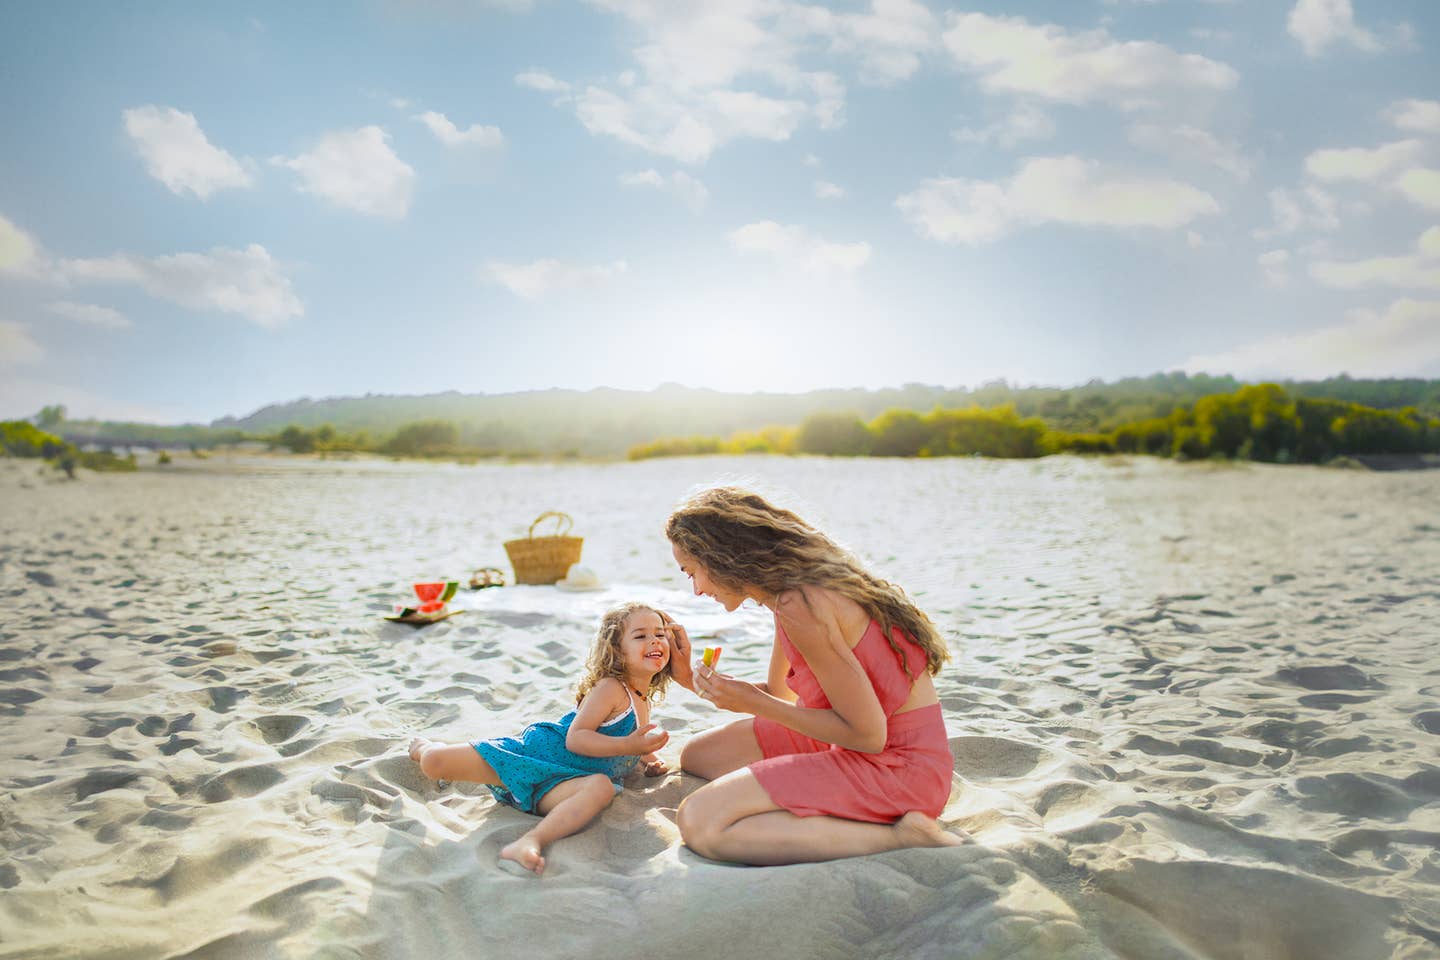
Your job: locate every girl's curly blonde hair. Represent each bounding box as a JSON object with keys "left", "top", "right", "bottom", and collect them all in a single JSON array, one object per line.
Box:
[
  {"left": 665, "top": 486, "right": 949, "bottom": 679},
  {"left": 574, "top": 602, "right": 675, "bottom": 706}
]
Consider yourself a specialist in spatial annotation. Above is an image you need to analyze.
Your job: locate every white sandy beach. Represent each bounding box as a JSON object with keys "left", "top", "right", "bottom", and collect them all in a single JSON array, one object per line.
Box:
[{"left": 1, "top": 453, "right": 1437, "bottom": 959}]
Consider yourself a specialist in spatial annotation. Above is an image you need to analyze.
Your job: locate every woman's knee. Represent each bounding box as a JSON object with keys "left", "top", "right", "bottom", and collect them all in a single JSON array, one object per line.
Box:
[
  {"left": 680, "top": 719, "right": 760, "bottom": 780},
  {"left": 676, "top": 791, "right": 722, "bottom": 857},
  {"left": 678, "top": 736, "right": 708, "bottom": 775}
]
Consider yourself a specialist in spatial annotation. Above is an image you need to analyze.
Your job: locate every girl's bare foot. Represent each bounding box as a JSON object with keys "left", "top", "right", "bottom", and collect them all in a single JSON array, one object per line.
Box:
[
  {"left": 408, "top": 738, "right": 432, "bottom": 762},
  {"left": 499, "top": 834, "right": 546, "bottom": 876},
  {"left": 894, "top": 811, "right": 970, "bottom": 849}
]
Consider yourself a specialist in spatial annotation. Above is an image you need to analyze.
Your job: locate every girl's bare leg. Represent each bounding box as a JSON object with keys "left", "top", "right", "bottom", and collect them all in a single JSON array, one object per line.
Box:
[
  {"left": 678, "top": 718, "right": 764, "bottom": 781},
  {"left": 499, "top": 774, "right": 615, "bottom": 876},
  {"left": 408, "top": 738, "right": 499, "bottom": 784},
  {"left": 676, "top": 768, "right": 965, "bottom": 866}
]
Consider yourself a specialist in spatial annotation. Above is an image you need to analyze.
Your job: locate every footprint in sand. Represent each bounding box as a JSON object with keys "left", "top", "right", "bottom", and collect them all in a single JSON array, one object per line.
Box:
[
  {"left": 948, "top": 736, "right": 1056, "bottom": 781},
  {"left": 1293, "top": 772, "right": 1424, "bottom": 819},
  {"left": 72, "top": 768, "right": 141, "bottom": 800},
  {"left": 242, "top": 714, "right": 310, "bottom": 745},
  {"left": 1275, "top": 664, "right": 1383, "bottom": 691},
  {"left": 1412, "top": 711, "right": 1440, "bottom": 735},
  {"left": 197, "top": 763, "right": 286, "bottom": 803},
  {"left": 1033, "top": 780, "right": 1105, "bottom": 832}
]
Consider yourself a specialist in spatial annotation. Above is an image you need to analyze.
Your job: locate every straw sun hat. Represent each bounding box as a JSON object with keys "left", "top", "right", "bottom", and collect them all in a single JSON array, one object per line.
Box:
[{"left": 555, "top": 563, "right": 604, "bottom": 592}]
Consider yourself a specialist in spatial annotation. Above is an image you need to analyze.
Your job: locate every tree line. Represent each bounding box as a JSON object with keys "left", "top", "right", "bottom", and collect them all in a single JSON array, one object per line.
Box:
[
  {"left": 10, "top": 376, "right": 1440, "bottom": 468},
  {"left": 627, "top": 384, "right": 1440, "bottom": 464}
]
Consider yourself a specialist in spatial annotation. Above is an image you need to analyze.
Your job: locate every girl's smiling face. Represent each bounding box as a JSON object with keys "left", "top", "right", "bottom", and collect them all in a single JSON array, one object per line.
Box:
[{"left": 620, "top": 609, "right": 671, "bottom": 682}]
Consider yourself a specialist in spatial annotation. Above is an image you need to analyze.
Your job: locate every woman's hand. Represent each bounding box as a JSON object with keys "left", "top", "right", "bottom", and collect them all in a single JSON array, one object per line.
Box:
[
  {"left": 628, "top": 723, "right": 669, "bottom": 756},
  {"left": 659, "top": 611, "right": 695, "bottom": 690},
  {"left": 692, "top": 664, "right": 761, "bottom": 714}
]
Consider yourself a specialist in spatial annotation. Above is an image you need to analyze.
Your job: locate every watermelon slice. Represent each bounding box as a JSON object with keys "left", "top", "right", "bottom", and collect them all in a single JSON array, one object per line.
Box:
[
  {"left": 392, "top": 581, "right": 460, "bottom": 620},
  {"left": 413, "top": 581, "right": 459, "bottom": 604},
  {"left": 394, "top": 599, "right": 446, "bottom": 614}
]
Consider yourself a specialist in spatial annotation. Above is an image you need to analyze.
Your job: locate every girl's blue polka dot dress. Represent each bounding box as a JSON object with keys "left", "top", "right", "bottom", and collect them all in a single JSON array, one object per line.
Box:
[{"left": 473, "top": 699, "right": 639, "bottom": 814}]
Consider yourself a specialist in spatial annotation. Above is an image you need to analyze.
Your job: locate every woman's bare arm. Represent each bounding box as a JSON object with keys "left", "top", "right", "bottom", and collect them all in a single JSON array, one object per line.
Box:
[
  {"left": 760, "top": 633, "right": 798, "bottom": 702},
  {"left": 693, "top": 588, "right": 887, "bottom": 753}
]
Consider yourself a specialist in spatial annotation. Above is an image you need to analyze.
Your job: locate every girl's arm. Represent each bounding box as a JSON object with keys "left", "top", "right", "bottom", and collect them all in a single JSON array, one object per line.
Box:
[
  {"left": 694, "top": 588, "right": 887, "bottom": 753},
  {"left": 565, "top": 678, "right": 669, "bottom": 758}
]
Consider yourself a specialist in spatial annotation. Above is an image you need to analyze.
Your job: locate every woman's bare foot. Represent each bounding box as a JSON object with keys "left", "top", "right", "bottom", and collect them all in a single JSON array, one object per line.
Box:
[
  {"left": 408, "top": 738, "right": 432, "bottom": 762},
  {"left": 894, "top": 811, "right": 970, "bottom": 849},
  {"left": 499, "top": 834, "right": 546, "bottom": 876}
]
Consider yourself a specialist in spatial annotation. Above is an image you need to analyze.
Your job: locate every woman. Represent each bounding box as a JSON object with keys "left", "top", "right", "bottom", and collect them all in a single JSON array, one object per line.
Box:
[{"left": 665, "top": 486, "right": 964, "bottom": 865}]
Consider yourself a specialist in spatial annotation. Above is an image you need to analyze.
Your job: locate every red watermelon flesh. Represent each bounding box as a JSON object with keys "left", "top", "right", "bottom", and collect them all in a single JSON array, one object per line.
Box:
[{"left": 413, "top": 581, "right": 459, "bottom": 603}]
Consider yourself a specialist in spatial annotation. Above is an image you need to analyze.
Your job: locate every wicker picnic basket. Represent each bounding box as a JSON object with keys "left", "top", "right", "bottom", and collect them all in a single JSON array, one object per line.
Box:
[{"left": 504, "top": 511, "right": 584, "bottom": 585}]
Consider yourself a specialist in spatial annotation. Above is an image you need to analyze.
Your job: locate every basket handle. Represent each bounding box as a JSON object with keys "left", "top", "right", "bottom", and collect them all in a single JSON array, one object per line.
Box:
[{"left": 528, "top": 511, "right": 574, "bottom": 538}]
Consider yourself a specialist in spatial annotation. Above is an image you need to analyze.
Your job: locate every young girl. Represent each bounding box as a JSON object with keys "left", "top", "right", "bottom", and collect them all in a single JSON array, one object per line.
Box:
[{"left": 408, "top": 602, "right": 676, "bottom": 876}]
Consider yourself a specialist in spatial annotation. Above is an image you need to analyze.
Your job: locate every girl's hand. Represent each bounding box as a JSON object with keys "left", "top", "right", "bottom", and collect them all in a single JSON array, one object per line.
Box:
[
  {"left": 659, "top": 611, "right": 695, "bottom": 690},
  {"left": 629, "top": 723, "right": 669, "bottom": 755},
  {"left": 692, "top": 664, "right": 759, "bottom": 714},
  {"left": 640, "top": 753, "right": 668, "bottom": 777}
]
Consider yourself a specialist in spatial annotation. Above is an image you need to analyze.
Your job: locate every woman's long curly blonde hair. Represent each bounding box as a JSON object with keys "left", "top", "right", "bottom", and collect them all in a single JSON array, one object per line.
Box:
[
  {"left": 665, "top": 487, "right": 948, "bottom": 678},
  {"left": 574, "top": 602, "right": 674, "bottom": 706}
]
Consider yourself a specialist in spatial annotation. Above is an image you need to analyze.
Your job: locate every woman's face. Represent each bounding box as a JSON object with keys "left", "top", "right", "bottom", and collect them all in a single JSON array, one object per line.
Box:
[
  {"left": 671, "top": 544, "right": 747, "bottom": 612},
  {"left": 620, "top": 609, "right": 671, "bottom": 680}
]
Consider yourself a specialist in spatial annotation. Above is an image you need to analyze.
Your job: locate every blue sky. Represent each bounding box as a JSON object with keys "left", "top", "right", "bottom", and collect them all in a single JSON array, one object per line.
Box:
[{"left": 1, "top": 0, "right": 1437, "bottom": 424}]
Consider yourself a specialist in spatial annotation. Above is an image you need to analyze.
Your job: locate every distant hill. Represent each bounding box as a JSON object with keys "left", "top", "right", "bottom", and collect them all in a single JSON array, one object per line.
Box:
[
  {"left": 43, "top": 373, "right": 1440, "bottom": 457},
  {"left": 210, "top": 374, "right": 1252, "bottom": 456}
]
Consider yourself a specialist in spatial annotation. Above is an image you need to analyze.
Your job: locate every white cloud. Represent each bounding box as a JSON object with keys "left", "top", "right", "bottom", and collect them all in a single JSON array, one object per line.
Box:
[
  {"left": 1396, "top": 168, "right": 1440, "bottom": 211},
  {"left": 953, "top": 102, "right": 1055, "bottom": 149},
  {"left": 806, "top": 0, "right": 939, "bottom": 84},
  {"left": 0, "top": 321, "right": 43, "bottom": 367},
  {"left": 1252, "top": 186, "right": 1340, "bottom": 239},
  {"left": 896, "top": 155, "right": 1218, "bottom": 245},
  {"left": 1309, "top": 228, "right": 1440, "bottom": 290},
  {"left": 545, "top": 3, "right": 854, "bottom": 163},
  {"left": 515, "top": 70, "right": 572, "bottom": 95},
  {"left": 813, "top": 180, "right": 844, "bottom": 200},
  {"left": 60, "top": 244, "right": 302, "bottom": 327},
  {"left": 1385, "top": 99, "right": 1440, "bottom": 135},
  {"left": 271, "top": 126, "right": 414, "bottom": 218},
  {"left": 940, "top": 13, "right": 1237, "bottom": 107},
  {"left": 122, "top": 105, "right": 252, "bottom": 199},
  {"left": 620, "top": 169, "right": 709, "bottom": 212},
  {"left": 1286, "top": 0, "right": 1381, "bottom": 57},
  {"left": 802, "top": 153, "right": 821, "bottom": 167},
  {"left": 483, "top": 258, "right": 628, "bottom": 299},
  {"left": 727, "top": 220, "right": 870, "bottom": 272},
  {"left": 45, "top": 301, "right": 131, "bottom": 329},
  {"left": 1128, "top": 123, "right": 1251, "bottom": 180},
  {"left": 1181, "top": 299, "right": 1440, "bottom": 379},
  {"left": 1304, "top": 139, "right": 1424, "bottom": 182},
  {"left": 0, "top": 215, "right": 41, "bottom": 273},
  {"left": 573, "top": 82, "right": 811, "bottom": 164},
  {"left": 1259, "top": 249, "right": 1290, "bottom": 287},
  {"left": 414, "top": 111, "right": 504, "bottom": 148}
]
